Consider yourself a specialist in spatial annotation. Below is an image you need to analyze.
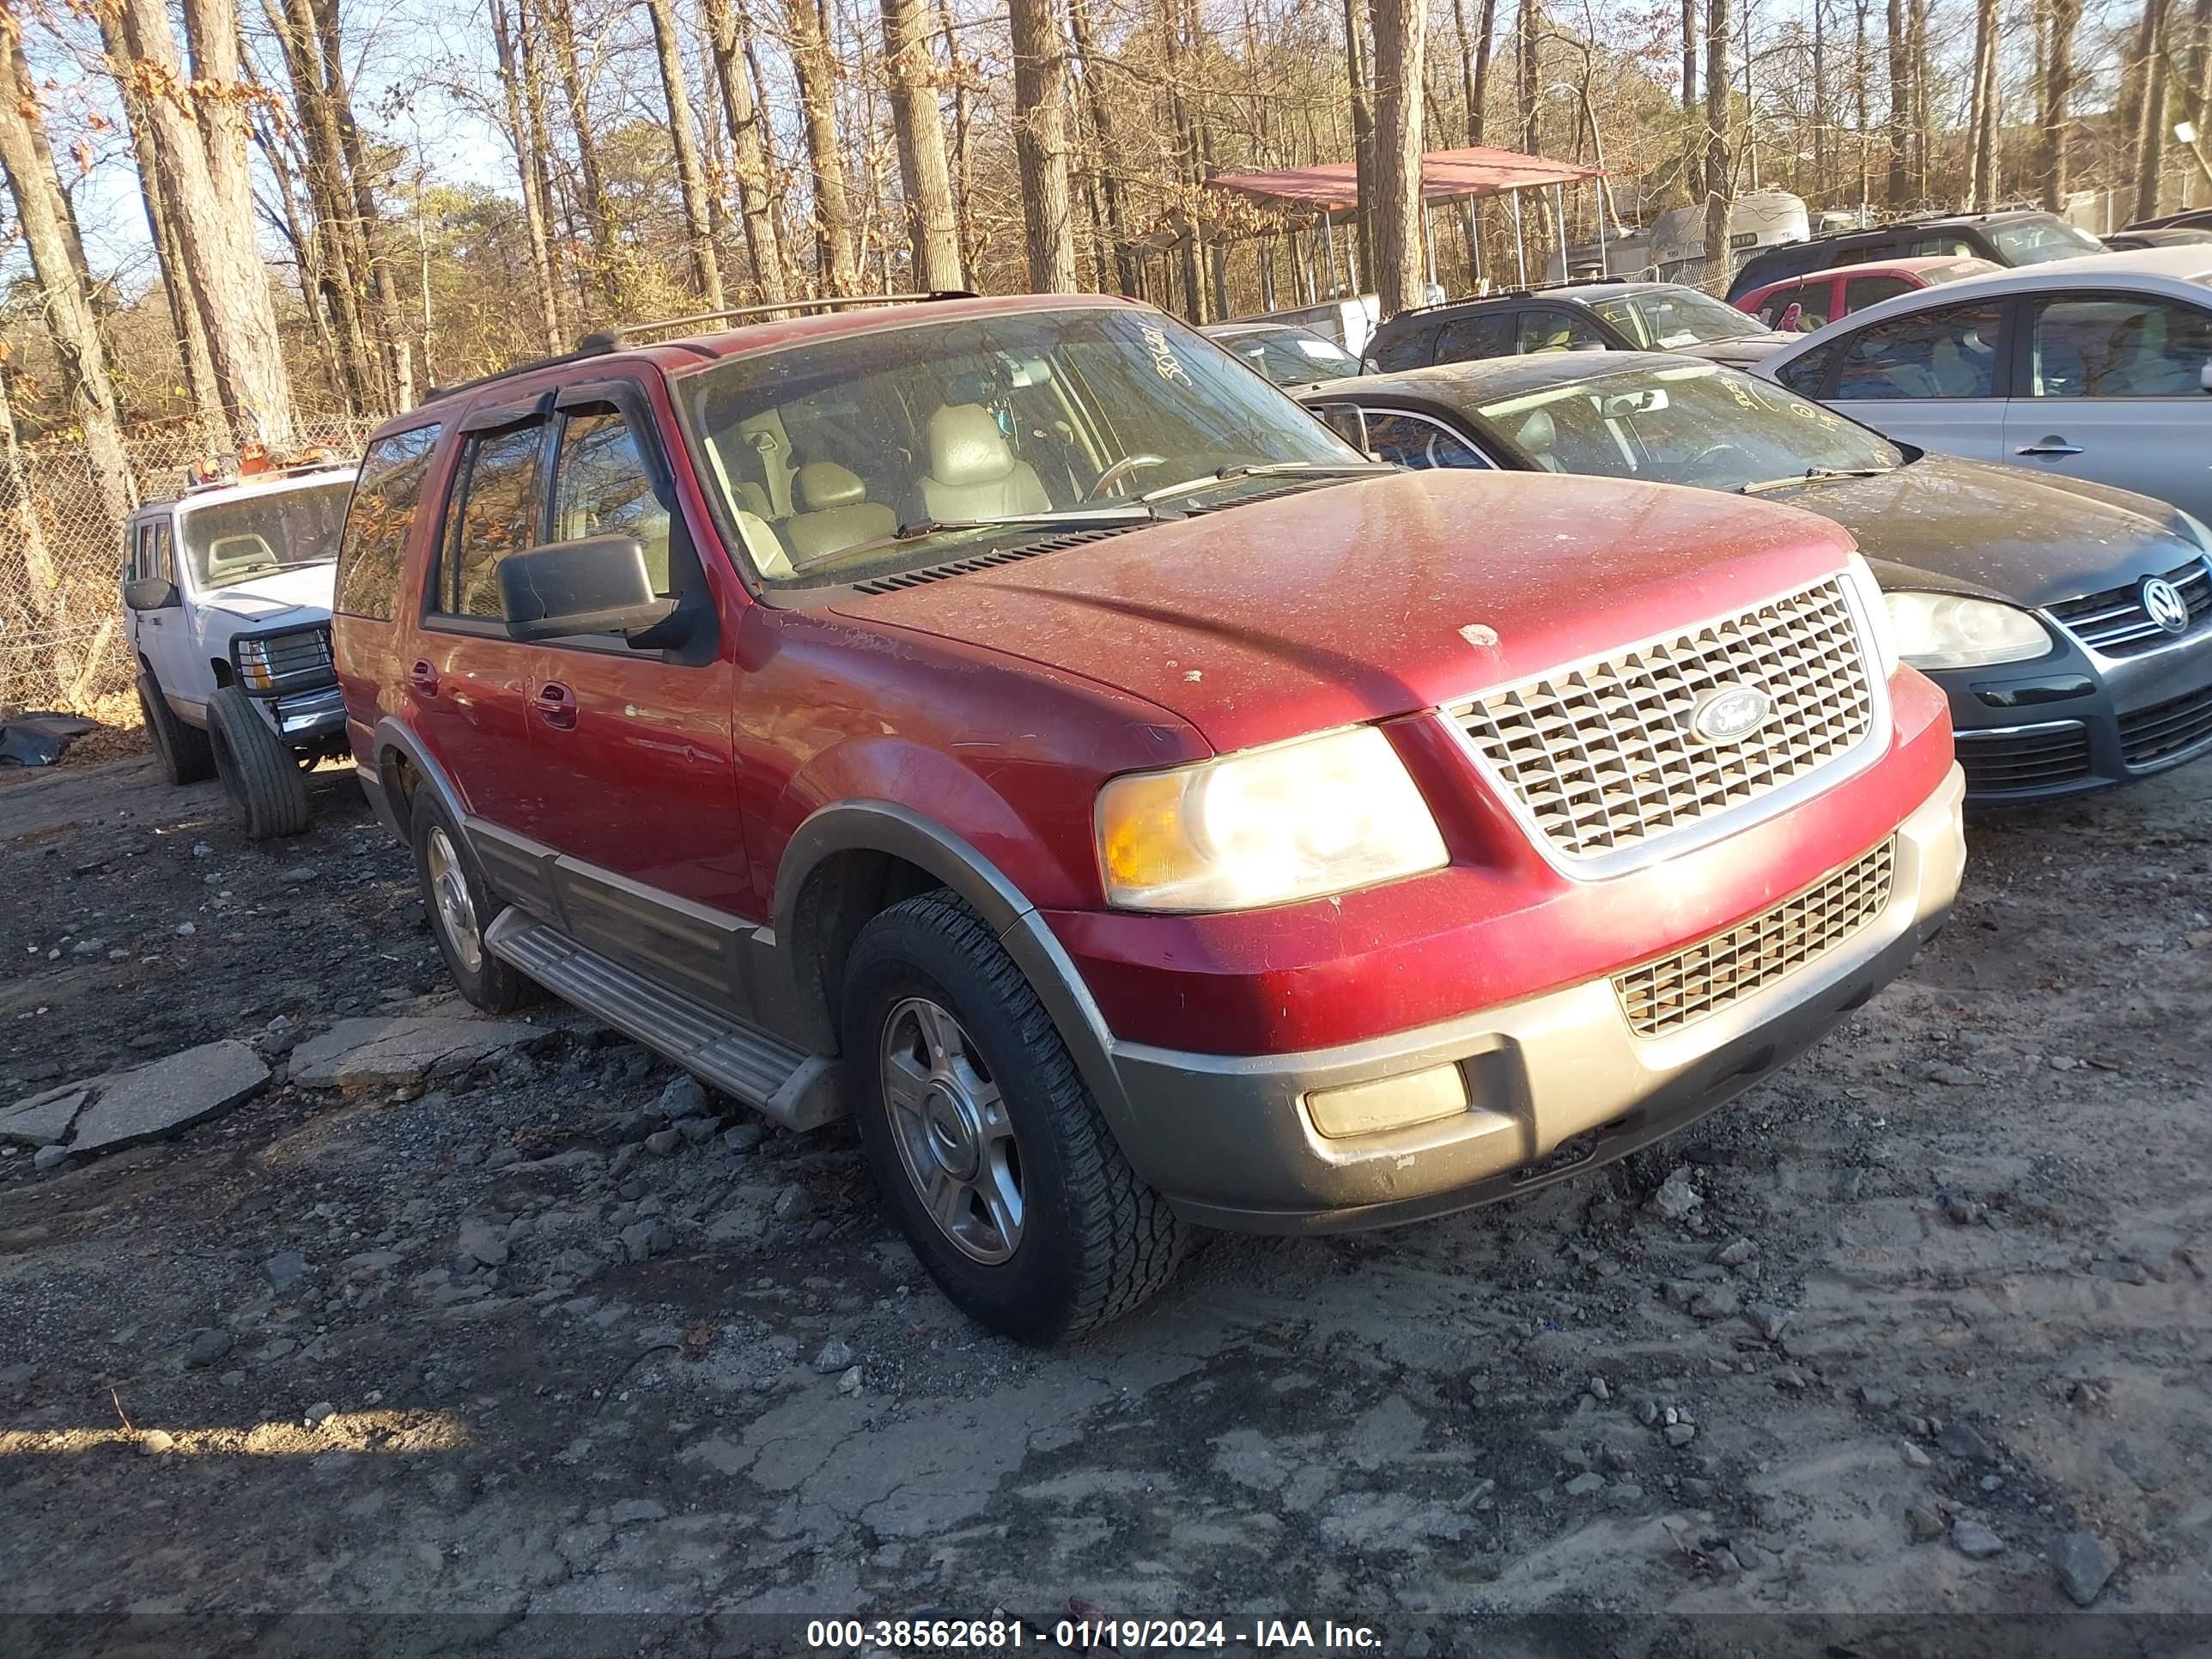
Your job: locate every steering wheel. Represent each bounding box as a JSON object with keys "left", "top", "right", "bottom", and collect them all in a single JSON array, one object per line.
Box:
[
  {"left": 1088, "top": 453, "right": 1168, "bottom": 499},
  {"left": 1686, "top": 441, "right": 1757, "bottom": 479}
]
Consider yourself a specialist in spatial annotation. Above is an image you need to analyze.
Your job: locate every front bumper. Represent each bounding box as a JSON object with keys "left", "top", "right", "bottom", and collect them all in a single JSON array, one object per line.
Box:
[
  {"left": 1109, "top": 764, "right": 1966, "bottom": 1233},
  {"left": 1943, "top": 624, "right": 2212, "bottom": 801},
  {"left": 271, "top": 683, "right": 346, "bottom": 744}
]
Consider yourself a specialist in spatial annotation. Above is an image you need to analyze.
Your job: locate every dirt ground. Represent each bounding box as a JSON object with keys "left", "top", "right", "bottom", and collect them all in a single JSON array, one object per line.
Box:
[{"left": 2, "top": 749, "right": 2209, "bottom": 1656}]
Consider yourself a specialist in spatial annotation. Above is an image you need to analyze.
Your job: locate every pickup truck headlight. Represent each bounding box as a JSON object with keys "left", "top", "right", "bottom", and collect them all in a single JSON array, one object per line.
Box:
[
  {"left": 1096, "top": 726, "right": 1449, "bottom": 913},
  {"left": 1885, "top": 591, "right": 2054, "bottom": 670},
  {"left": 234, "top": 636, "right": 282, "bottom": 691}
]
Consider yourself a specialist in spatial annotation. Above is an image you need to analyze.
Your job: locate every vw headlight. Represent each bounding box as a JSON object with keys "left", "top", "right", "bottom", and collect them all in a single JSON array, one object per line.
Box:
[
  {"left": 1885, "top": 591, "right": 2053, "bottom": 670},
  {"left": 1096, "top": 726, "right": 1448, "bottom": 913},
  {"left": 2177, "top": 509, "right": 2212, "bottom": 554}
]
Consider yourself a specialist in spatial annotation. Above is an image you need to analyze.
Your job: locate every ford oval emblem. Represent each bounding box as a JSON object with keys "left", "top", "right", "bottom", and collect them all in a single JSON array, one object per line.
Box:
[{"left": 1690, "top": 684, "right": 1773, "bottom": 744}]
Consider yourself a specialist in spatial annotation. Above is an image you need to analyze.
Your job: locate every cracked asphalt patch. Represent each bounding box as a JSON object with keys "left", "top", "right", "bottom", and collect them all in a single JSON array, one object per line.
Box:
[{"left": 1, "top": 752, "right": 2209, "bottom": 1647}]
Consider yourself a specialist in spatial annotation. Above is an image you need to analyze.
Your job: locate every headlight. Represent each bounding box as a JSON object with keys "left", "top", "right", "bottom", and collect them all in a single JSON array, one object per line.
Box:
[
  {"left": 1885, "top": 591, "right": 2054, "bottom": 669},
  {"left": 1844, "top": 554, "right": 1899, "bottom": 679},
  {"left": 2177, "top": 510, "right": 2212, "bottom": 554},
  {"left": 1096, "top": 726, "right": 1449, "bottom": 913},
  {"left": 234, "top": 637, "right": 278, "bottom": 691}
]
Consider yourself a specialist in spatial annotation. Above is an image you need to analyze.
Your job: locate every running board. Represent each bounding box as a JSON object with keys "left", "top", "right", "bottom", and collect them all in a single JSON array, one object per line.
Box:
[{"left": 483, "top": 912, "right": 844, "bottom": 1131}]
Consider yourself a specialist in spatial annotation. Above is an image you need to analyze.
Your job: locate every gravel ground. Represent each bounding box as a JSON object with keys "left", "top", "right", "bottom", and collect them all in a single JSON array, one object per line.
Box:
[{"left": 1, "top": 751, "right": 2208, "bottom": 1656}]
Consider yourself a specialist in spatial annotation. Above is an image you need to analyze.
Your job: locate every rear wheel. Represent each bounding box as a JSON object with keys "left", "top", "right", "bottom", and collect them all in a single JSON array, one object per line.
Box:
[
  {"left": 206, "top": 685, "right": 309, "bottom": 840},
  {"left": 137, "top": 671, "right": 213, "bottom": 786},
  {"left": 410, "top": 790, "right": 535, "bottom": 1013},
  {"left": 841, "top": 890, "right": 1188, "bottom": 1344}
]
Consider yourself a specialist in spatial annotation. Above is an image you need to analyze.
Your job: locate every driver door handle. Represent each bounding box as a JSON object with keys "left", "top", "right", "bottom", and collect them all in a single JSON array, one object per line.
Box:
[
  {"left": 2015, "top": 436, "right": 2083, "bottom": 457},
  {"left": 407, "top": 660, "right": 439, "bottom": 697},
  {"left": 532, "top": 681, "right": 579, "bottom": 731}
]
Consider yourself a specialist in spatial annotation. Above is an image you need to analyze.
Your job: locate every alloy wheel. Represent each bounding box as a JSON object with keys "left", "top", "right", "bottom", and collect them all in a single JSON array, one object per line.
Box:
[
  {"left": 425, "top": 825, "right": 483, "bottom": 975},
  {"left": 878, "top": 995, "right": 1024, "bottom": 1264}
]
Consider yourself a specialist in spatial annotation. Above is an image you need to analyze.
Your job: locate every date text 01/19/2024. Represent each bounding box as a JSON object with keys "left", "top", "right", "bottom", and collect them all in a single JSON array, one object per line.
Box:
[{"left": 805, "top": 1619, "right": 1384, "bottom": 1650}]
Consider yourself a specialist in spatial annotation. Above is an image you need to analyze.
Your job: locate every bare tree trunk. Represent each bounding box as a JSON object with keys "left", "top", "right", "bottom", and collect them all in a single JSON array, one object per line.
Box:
[
  {"left": 881, "top": 0, "right": 963, "bottom": 288},
  {"left": 1683, "top": 0, "right": 1698, "bottom": 112},
  {"left": 1704, "top": 0, "right": 1734, "bottom": 283},
  {"left": 0, "top": 358, "right": 58, "bottom": 630},
  {"left": 259, "top": 119, "right": 349, "bottom": 403},
  {"left": 1009, "top": 0, "right": 1077, "bottom": 292},
  {"left": 787, "top": 0, "right": 861, "bottom": 294},
  {"left": 1884, "top": 0, "right": 1910, "bottom": 205},
  {"left": 1907, "top": 0, "right": 1930, "bottom": 199},
  {"left": 1345, "top": 0, "right": 1377, "bottom": 283},
  {"left": 1452, "top": 0, "right": 1494, "bottom": 143},
  {"left": 1811, "top": 0, "right": 1829, "bottom": 203},
  {"left": 515, "top": 1, "right": 576, "bottom": 332},
  {"left": 489, "top": 0, "right": 566, "bottom": 350},
  {"left": 1514, "top": 0, "right": 1539, "bottom": 153},
  {"left": 302, "top": 0, "right": 411, "bottom": 404},
  {"left": 545, "top": 0, "right": 624, "bottom": 307},
  {"left": 705, "top": 0, "right": 789, "bottom": 301},
  {"left": 935, "top": 0, "right": 979, "bottom": 281},
  {"left": 639, "top": 0, "right": 726, "bottom": 307},
  {"left": 2039, "top": 0, "right": 2081, "bottom": 209},
  {"left": 1967, "top": 0, "right": 1999, "bottom": 207},
  {"left": 1067, "top": 0, "right": 1133, "bottom": 291},
  {"left": 264, "top": 0, "right": 375, "bottom": 403},
  {"left": 1166, "top": 0, "right": 1206, "bottom": 317},
  {"left": 2130, "top": 0, "right": 2173, "bottom": 220},
  {"left": 0, "top": 55, "right": 135, "bottom": 532},
  {"left": 116, "top": 0, "right": 297, "bottom": 446},
  {"left": 1370, "top": 0, "right": 1426, "bottom": 316}
]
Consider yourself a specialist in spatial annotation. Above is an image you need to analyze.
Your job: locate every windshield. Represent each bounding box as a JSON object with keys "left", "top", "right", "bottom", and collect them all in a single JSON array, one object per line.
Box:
[
  {"left": 678, "top": 307, "right": 1362, "bottom": 586},
  {"left": 1477, "top": 362, "right": 1902, "bottom": 489},
  {"left": 179, "top": 482, "right": 352, "bottom": 591},
  {"left": 1229, "top": 329, "right": 1364, "bottom": 386},
  {"left": 1990, "top": 218, "right": 2107, "bottom": 264},
  {"left": 1589, "top": 288, "right": 1769, "bottom": 348}
]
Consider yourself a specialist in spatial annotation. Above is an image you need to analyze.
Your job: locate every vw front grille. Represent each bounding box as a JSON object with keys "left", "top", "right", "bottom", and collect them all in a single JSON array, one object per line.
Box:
[
  {"left": 1615, "top": 839, "right": 1896, "bottom": 1037},
  {"left": 2048, "top": 557, "right": 2212, "bottom": 656},
  {"left": 1452, "top": 576, "right": 1878, "bottom": 863}
]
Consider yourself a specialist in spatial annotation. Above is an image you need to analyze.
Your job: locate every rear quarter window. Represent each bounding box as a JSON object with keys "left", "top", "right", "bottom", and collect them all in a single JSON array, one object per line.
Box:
[
  {"left": 1371, "top": 326, "right": 1437, "bottom": 371},
  {"left": 335, "top": 425, "right": 443, "bottom": 621}
]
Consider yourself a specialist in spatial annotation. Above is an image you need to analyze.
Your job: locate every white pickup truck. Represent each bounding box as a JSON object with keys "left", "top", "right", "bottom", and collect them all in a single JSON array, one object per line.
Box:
[{"left": 121, "top": 463, "right": 358, "bottom": 839}]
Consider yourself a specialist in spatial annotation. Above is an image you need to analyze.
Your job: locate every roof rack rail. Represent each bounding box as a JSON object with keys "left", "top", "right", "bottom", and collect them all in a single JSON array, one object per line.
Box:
[
  {"left": 418, "top": 291, "right": 980, "bottom": 409},
  {"left": 578, "top": 291, "right": 979, "bottom": 352},
  {"left": 1393, "top": 274, "right": 1627, "bottom": 318}
]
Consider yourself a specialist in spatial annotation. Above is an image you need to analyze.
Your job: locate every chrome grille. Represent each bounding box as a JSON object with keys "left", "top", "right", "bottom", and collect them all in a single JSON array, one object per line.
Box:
[
  {"left": 1615, "top": 840, "right": 1895, "bottom": 1037},
  {"left": 2047, "top": 556, "right": 2212, "bottom": 656},
  {"left": 1453, "top": 577, "right": 1876, "bottom": 862},
  {"left": 238, "top": 626, "right": 334, "bottom": 694}
]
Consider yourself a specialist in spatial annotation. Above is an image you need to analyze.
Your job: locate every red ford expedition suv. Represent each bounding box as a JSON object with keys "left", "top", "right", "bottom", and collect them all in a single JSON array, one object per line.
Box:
[{"left": 332, "top": 294, "right": 1965, "bottom": 1342}]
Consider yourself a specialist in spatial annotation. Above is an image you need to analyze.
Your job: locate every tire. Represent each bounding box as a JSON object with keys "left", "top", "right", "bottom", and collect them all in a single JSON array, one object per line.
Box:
[
  {"left": 840, "top": 890, "right": 1188, "bottom": 1344},
  {"left": 137, "top": 670, "right": 214, "bottom": 786},
  {"left": 409, "top": 789, "right": 536, "bottom": 1014},
  {"left": 206, "top": 685, "right": 310, "bottom": 840}
]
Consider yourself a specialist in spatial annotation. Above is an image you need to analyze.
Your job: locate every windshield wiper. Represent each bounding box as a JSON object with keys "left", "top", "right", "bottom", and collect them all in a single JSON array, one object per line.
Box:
[
  {"left": 810, "top": 506, "right": 1157, "bottom": 567},
  {"left": 1737, "top": 466, "right": 1894, "bottom": 495},
  {"left": 1139, "top": 460, "right": 1397, "bottom": 504}
]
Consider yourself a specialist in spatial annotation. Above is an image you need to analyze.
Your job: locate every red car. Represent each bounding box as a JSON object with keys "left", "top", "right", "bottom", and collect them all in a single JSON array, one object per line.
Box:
[
  {"left": 1736, "top": 255, "right": 2001, "bottom": 333},
  {"left": 331, "top": 294, "right": 1965, "bottom": 1341}
]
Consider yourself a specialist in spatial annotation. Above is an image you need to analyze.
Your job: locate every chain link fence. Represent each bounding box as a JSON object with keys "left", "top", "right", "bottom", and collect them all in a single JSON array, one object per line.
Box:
[{"left": 1, "top": 410, "right": 389, "bottom": 715}]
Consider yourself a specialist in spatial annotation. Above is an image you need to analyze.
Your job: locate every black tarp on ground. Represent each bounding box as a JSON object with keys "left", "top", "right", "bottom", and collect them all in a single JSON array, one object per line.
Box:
[{"left": 0, "top": 711, "right": 97, "bottom": 767}]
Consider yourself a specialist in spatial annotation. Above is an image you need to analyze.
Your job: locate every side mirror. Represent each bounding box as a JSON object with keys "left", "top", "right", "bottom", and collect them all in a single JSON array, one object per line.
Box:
[
  {"left": 498, "top": 534, "right": 676, "bottom": 645},
  {"left": 1316, "top": 404, "right": 1369, "bottom": 453},
  {"left": 124, "top": 575, "right": 178, "bottom": 611},
  {"left": 2201, "top": 361, "right": 2212, "bottom": 393}
]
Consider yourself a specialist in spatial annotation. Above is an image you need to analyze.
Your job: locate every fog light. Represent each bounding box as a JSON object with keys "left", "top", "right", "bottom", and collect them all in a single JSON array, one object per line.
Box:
[{"left": 1306, "top": 1062, "right": 1468, "bottom": 1139}]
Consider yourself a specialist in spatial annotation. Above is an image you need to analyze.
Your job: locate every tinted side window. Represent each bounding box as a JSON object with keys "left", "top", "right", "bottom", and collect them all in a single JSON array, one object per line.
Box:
[
  {"left": 1517, "top": 310, "right": 1607, "bottom": 353},
  {"left": 1775, "top": 339, "right": 1844, "bottom": 397},
  {"left": 1831, "top": 301, "right": 2003, "bottom": 400},
  {"left": 1361, "top": 411, "right": 1495, "bottom": 470},
  {"left": 550, "top": 410, "right": 674, "bottom": 594},
  {"left": 1844, "top": 275, "right": 1916, "bottom": 313},
  {"left": 336, "top": 425, "right": 441, "bottom": 621},
  {"left": 1434, "top": 313, "right": 1514, "bottom": 362},
  {"left": 434, "top": 425, "right": 548, "bottom": 618},
  {"left": 1371, "top": 326, "right": 1437, "bottom": 371},
  {"left": 2030, "top": 297, "right": 2212, "bottom": 397}
]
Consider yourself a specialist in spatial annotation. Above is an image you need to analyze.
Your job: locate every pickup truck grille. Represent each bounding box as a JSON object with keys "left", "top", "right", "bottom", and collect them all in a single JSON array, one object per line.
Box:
[
  {"left": 1615, "top": 838, "right": 1895, "bottom": 1037},
  {"left": 1453, "top": 576, "right": 1876, "bottom": 862},
  {"left": 2046, "top": 556, "right": 2212, "bottom": 656},
  {"left": 236, "top": 626, "right": 334, "bottom": 695}
]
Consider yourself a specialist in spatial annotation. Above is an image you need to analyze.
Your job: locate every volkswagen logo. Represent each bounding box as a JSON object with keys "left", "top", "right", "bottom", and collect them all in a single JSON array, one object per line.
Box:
[
  {"left": 1689, "top": 684, "right": 1773, "bottom": 744},
  {"left": 2142, "top": 575, "right": 2191, "bottom": 635}
]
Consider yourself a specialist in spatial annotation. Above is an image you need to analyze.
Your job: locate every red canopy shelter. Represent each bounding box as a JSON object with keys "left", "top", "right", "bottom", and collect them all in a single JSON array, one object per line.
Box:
[{"left": 1207, "top": 145, "right": 1601, "bottom": 212}]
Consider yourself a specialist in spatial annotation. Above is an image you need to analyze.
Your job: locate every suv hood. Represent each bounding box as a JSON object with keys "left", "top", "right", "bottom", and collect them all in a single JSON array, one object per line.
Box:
[
  {"left": 198, "top": 563, "right": 337, "bottom": 624},
  {"left": 1769, "top": 453, "right": 2208, "bottom": 605},
  {"left": 832, "top": 471, "right": 1858, "bottom": 752}
]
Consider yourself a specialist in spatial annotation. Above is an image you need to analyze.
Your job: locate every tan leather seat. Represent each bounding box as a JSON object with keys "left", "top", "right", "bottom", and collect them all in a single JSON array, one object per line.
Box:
[
  {"left": 785, "top": 462, "right": 895, "bottom": 564},
  {"left": 918, "top": 405, "right": 1051, "bottom": 521},
  {"left": 1517, "top": 410, "right": 1566, "bottom": 472}
]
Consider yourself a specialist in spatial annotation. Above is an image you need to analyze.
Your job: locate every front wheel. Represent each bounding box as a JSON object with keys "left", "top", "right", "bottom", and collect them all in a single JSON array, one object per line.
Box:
[
  {"left": 206, "top": 685, "right": 308, "bottom": 840},
  {"left": 840, "top": 891, "right": 1188, "bottom": 1344},
  {"left": 137, "top": 671, "right": 214, "bottom": 786}
]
